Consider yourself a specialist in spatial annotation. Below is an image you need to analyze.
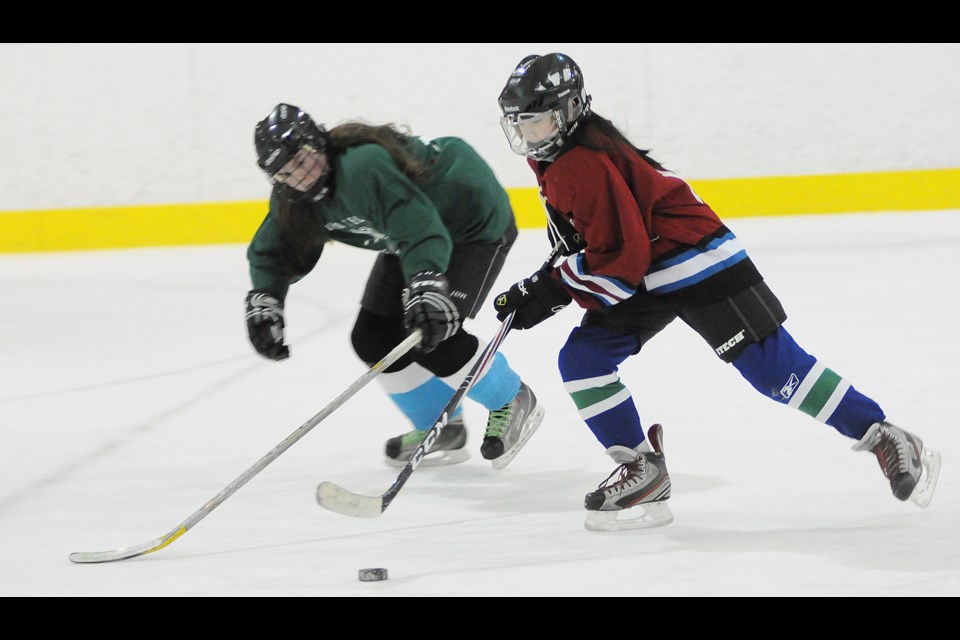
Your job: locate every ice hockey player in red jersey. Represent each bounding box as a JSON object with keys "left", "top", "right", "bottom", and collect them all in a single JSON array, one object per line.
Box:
[{"left": 492, "top": 52, "right": 941, "bottom": 531}]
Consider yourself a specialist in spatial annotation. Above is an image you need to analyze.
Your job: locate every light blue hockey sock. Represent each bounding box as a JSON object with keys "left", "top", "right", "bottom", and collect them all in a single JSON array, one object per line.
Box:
[
  {"left": 379, "top": 364, "right": 461, "bottom": 431},
  {"left": 439, "top": 351, "right": 521, "bottom": 411}
]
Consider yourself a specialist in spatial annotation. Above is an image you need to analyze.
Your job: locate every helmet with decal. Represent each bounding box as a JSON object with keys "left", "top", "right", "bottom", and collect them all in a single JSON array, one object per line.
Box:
[{"left": 498, "top": 53, "right": 591, "bottom": 161}]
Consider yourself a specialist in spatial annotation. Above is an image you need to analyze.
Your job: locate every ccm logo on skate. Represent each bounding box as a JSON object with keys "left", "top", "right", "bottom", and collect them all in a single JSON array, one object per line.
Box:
[{"left": 715, "top": 330, "right": 745, "bottom": 356}]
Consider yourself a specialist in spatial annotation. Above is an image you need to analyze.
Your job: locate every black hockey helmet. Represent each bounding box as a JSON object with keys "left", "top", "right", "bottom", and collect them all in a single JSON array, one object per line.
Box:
[
  {"left": 498, "top": 53, "right": 591, "bottom": 161},
  {"left": 254, "top": 103, "right": 332, "bottom": 200}
]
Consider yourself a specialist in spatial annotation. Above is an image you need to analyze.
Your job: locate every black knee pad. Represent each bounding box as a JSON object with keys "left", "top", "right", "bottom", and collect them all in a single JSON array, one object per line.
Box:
[
  {"left": 414, "top": 330, "right": 479, "bottom": 377},
  {"left": 351, "top": 309, "right": 411, "bottom": 371},
  {"left": 681, "top": 281, "right": 787, "bottom": 363}
]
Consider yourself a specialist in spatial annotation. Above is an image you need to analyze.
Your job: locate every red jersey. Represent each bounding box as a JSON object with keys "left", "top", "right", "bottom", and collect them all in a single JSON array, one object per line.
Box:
[{"left": 531, "top": 137, "right": 726, "bottom": 310}]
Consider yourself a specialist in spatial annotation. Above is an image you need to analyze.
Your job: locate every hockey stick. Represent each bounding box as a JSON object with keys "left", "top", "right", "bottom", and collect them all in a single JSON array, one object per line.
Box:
[
  {"left": 316, "top": 243, "right": 564, "bottom": 518},
  {"left": 316, "top": 314, "right": 515, "bottom": 517},
  {"left": 68, "top": 329, "right": 423, "bottom": 564}
]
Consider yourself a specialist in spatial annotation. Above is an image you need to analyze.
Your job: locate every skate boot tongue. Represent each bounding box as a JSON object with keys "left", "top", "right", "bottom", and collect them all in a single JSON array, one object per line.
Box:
[{"left": 606, "top": 444, "right": 643, "bottom": 465}]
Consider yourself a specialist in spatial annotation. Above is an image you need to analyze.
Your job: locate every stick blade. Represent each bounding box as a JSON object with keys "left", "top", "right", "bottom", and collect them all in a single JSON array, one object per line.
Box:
[
  {"left": 69, "top": 547, "right": 152, "bottom": 564},
  {"left": 316, "top": 481, "right": 384, "bottom": 518},
  {"left": 68, "top": 526, "right": 186, "bottom": 563}
]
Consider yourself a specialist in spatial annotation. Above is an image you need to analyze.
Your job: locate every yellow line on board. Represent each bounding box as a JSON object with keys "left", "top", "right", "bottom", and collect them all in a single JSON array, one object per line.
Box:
[
  {"left": 0, "top": 201, "right": 268, "bottom": 253},
  {"left": 1, "top": 168, "right": 957, "bottom": 253},
  {"left": 689, "top": 167, "right": 960, "bottom": 217}
]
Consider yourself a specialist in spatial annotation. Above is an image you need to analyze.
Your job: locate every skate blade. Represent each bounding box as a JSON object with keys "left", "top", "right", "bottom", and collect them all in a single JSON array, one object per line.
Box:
[
  {"left": 584, "top": 500, "right": 674, "bottom": 532},
  {"left": 909, "top": 447, "right": 942, "bottom": 508},
  {"left": 384, "top": 448, "right": 470, "bottom": 469},
  {"left": 490, "top": 404, "right": 546, "bottom": 471}
]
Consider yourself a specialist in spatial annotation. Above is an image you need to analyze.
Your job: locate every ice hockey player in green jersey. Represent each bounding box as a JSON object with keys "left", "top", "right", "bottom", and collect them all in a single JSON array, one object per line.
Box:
[{"left": 245, "top": 103, "right": 544, "bottom": 470}]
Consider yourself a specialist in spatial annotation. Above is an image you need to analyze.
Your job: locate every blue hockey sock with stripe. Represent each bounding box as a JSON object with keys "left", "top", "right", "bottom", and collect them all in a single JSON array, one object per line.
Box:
[
  {"left": 558, "top": 325, "right": 646, "bottom": 449},
  {"left": 731, "top": 326, "right": 884, "bottom": 439}
]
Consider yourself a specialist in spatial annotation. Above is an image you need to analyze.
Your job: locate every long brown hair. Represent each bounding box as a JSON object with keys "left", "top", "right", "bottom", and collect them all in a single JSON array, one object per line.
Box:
[
  {"left": 570, "top": 112, "right": 665, "bottom": 171},
  {"left": 274, "top": 122, "right": 434, "bottom": 274},
  {"left": 328, "top": 122, "right": 433, "bottom": 182}
]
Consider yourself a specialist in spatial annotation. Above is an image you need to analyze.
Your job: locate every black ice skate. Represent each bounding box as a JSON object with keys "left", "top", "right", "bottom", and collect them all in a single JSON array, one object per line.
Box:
[
  {"left": 384, "top": 414, "right": 469, "bottom": 468},
  {"left": 852, "top": 421, "right": 941, "bottom": 508},
  {"left": 584, "top": 423, "right": 673, "bottom": 532},
  {"left": 480, "top": 381, "right": 545, "bottom": 470}
]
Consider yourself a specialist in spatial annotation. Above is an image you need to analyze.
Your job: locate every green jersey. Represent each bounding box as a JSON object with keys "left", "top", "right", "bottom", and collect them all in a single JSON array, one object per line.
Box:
[{"left": 247, "top": 136, "right": 513, "bottom": 300}]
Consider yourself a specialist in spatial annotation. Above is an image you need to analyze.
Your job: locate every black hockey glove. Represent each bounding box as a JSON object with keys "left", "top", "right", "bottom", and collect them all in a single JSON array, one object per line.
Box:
[
  {"left": 493, "top": 268, "right": 572, "bottom": 330},
  {"left": 402, "top": 271, "right": 461, "bottom": 353},
  {"left": 245, "top": 289, "right": 290, "bottom": 360}
]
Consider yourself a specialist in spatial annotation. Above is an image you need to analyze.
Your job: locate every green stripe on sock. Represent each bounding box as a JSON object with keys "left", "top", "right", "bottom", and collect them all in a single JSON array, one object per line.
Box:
[
  {"left": 570, "top": 382, "right": 625, "bottom": 411},
  {"left": 797, "top": 368, "right": 842, "bottom": 417}
]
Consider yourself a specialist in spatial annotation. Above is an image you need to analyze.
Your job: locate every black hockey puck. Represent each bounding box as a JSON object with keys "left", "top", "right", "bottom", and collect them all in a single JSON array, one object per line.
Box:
[{"left": 358, "top": 567, "right": 388, "bottom": 582}]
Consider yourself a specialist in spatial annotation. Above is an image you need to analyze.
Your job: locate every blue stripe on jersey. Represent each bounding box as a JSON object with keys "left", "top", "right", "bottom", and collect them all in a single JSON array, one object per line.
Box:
[
  {"left": 649, "top": 231, "right": 735, "bottom": 270},
  {"left": 559, "top": 253, "right": 636, "bottom": 306},
  {"left": 644, "top": 233, "right": 748, "bottom": 294}
]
